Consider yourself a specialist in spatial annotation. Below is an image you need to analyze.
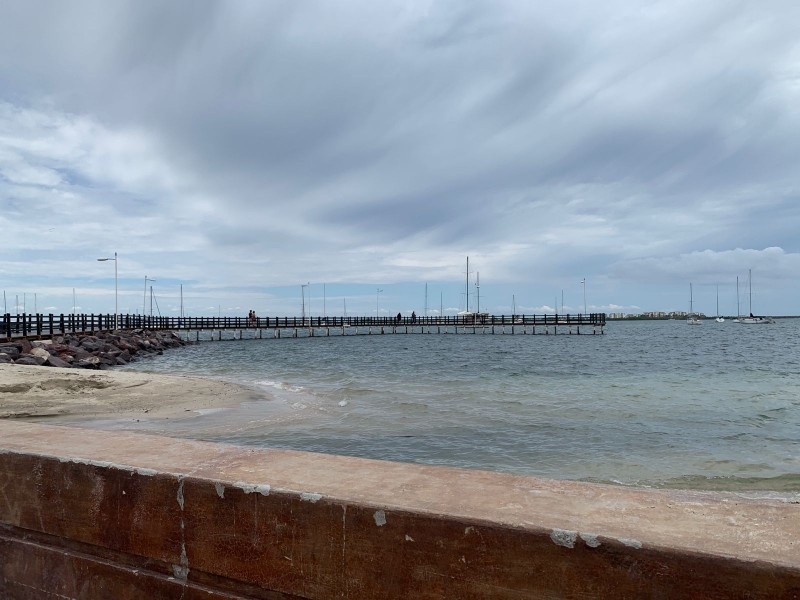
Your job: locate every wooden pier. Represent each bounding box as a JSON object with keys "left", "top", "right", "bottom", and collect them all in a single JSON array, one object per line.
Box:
[{"left": 2, "top": 312, "right": 606, "bottom": 342}]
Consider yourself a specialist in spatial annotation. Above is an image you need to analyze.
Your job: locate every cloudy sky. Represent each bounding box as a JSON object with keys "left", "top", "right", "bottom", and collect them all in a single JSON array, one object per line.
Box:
[{"left": 1, "top": 0, "right": 799, "bottom": 318}]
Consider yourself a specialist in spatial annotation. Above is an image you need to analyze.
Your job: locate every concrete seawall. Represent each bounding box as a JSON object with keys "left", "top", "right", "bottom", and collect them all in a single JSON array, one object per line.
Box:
[{"left": 1, "top": 421, "right": 798, "bottom": 598}]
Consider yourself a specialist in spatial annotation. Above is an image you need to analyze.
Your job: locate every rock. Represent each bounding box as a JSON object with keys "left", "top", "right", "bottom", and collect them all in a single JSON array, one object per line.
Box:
[
  {"left": 15, "top": 355, "right": 46, "bottom": 366},
  {"left": 0, "top": 345, "right": 21, "bottom": 359},
  {"left": 29, "top": 347, "right": 51, "bottom": 360},
  {"left": 80, "top": 339, "right": 102, "bottom": 352},
  {"left": 75, "top": 356, "right": 101, "bottom": 369},
  {"left": 71, "top": 348, "right": 93, "bottom": 361},
  {"left": 6, "top": 327, "right": 190, "bottom": 370},
  {"left": 45, "top": 355, "right": 71, "bottom": 368}
]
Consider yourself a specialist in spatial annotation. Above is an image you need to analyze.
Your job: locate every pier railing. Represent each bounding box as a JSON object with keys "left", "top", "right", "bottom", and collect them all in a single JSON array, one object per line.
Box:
[{"left": 2, "top": 312, "right": 606, "bottom": 341}]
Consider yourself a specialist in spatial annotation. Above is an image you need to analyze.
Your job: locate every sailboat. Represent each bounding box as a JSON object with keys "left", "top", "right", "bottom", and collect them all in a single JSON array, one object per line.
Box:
[
  {"left": 342, "top": 298, "right": 351, "bottom": 327},
  {"left": 457, "top": 256, "right": 488, "bottom": 324},
  {"left": 687, "top": 283, "right": 702, "bottom": 325},
  {"left": 736, "top": 269, "right": 774, "bottom": 324},
  {"left": 715, "top": 285, "right": 724, "bottom": 322}
]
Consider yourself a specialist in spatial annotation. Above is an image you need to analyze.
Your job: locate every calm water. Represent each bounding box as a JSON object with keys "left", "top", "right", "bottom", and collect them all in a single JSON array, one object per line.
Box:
[{"left": 111, "top": 319, "right": 800, "bottom": 491}]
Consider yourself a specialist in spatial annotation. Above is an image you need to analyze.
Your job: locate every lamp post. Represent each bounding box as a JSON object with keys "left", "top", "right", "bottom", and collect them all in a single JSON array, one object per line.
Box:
[
  {"left": 97, "top": 252, "right": 118, "bottom": 328},
  {"left": 301, "top": 283, "right": 308, "bottom": 323},
  {"left": 143, "top": 276, "right": 156, "bottom": 317},
  {"left": 376, "top": 288, "right": 383, "bottom": 319},
  {"left": 581, "top": 278, "right": 587, "bottom": 315}
]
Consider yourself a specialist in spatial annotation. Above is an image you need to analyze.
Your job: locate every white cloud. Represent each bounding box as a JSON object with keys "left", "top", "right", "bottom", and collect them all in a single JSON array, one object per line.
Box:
[{"left": 1, "top": 1, "right": 799, "bottom": 316}]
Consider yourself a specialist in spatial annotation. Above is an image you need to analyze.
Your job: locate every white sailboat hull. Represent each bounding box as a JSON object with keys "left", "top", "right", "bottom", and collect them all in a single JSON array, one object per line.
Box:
[{"left": 737, "top": 317, "right": 774, "bottom": 324}]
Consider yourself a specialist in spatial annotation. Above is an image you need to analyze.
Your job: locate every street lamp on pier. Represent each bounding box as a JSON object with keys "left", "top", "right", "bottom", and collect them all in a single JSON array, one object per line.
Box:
[
  {"left": 97, "top": 252, "right": 118, "bottom": 328},
  {"left": 581, "top": 278, "right": 587, "bottom": 315},
  {"left": 301, "top": 283, "right": 309, "bottom": 323},
  {"left": 376, "top": 288, "right": 383, "bottom": 319}
]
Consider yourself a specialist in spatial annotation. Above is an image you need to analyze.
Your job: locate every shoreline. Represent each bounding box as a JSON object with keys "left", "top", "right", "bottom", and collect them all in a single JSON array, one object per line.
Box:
[{"left": 0, "top": 363, "right": 270, "bottom": 423}]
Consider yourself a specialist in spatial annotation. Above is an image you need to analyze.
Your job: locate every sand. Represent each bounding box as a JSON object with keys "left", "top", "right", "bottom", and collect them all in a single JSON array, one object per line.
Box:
[{"left": 0, "top": 363, "right": 266, "bottom": 422}]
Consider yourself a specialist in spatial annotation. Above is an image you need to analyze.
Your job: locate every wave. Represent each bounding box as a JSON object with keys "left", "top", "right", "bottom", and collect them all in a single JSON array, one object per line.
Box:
[{"left": 253, "top": 379, "right": 304, "bottom": 393}]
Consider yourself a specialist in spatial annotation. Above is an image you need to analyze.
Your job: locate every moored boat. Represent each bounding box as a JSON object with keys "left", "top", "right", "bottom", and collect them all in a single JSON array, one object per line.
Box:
[{"left": 736, "top": 269, "right": 773, "bottom": 324}]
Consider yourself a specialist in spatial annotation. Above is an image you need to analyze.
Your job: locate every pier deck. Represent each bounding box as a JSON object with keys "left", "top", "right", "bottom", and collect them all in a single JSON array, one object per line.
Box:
[{"left": 3, "top": 312, "right": 605, "bottom": 341}]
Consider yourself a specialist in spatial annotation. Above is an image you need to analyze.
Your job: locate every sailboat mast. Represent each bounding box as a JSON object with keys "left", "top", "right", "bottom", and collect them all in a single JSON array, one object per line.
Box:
[
  {"left": 736, "top": 276, "right": 740, "bottom": 317},
  {"left": 465, "top": 256, "right": 469, "bottom": 313},
  {"left": 749, "top": 269, "right": 753, "bottom": 315},
  {"left": 476, "top": 272, "right": 480, "bottom": 313}
]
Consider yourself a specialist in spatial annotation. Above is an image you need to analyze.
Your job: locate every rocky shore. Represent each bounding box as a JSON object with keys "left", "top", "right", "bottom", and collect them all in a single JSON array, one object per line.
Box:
[{"left": 0, "top": 330, "right": 189, "bottom": 369}]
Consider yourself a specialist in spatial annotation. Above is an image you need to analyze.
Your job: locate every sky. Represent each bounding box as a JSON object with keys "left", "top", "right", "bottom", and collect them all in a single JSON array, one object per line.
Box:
[{"left": 1, "top": 0, "right": 799, "bottom": 319}]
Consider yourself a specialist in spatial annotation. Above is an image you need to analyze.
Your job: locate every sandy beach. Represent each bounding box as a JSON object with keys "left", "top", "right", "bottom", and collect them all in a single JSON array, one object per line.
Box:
[{"left": 0, "top": 363, "right": 267, "bottom": 423}]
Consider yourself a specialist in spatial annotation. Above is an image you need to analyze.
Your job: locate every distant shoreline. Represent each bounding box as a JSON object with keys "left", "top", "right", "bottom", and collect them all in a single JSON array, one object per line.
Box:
[{"left": 606, "top": 315, "right": 798, "bottom": 320}]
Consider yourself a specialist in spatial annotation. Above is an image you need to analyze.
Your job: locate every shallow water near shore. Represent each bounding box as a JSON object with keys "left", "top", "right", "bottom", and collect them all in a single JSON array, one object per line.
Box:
[{"left": 109, "top": 319, "right": 800, "bottom": 491}]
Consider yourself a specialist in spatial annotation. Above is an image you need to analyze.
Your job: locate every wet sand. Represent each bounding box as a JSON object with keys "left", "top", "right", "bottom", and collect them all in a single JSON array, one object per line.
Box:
[{"left": 0, "top": 363, "right": 266, "bottom": 423}]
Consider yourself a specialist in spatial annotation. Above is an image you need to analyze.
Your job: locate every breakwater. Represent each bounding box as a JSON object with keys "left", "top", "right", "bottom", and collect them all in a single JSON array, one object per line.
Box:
[
  {"left": 1, "top": 422, "right": 798, "bottom": 598},
  {"left": 0, "top": 329, "right": 188, "bottom": 369}
]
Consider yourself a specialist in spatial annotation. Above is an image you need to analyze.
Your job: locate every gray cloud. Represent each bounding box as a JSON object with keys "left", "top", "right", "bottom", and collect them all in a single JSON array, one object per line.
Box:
[{"left": 2, "top": 0, "right": 799, "bottom": 315}]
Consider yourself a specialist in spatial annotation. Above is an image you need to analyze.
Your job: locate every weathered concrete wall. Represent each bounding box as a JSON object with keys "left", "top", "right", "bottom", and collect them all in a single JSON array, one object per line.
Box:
[{"left": 0, "top": 421, "right": 798, "bottom": 599}]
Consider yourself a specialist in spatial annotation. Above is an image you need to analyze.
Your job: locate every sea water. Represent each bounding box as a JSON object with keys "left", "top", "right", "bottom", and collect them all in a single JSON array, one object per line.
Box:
[{"left": 114, "top": 319, "right": 800, "bottom": 491}]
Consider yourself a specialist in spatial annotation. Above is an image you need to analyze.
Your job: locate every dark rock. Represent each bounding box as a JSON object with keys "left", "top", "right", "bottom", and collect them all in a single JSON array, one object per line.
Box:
[
  {"left": 50, "top": 343, "right": 72, "bottom": 355},
  {"left": 75, "top": 357, "right": 101, "bottom": 369},
  {"left": 0, "top": 345, "right": 21, "bottom": 359},
  {"left": 45, "top": 355, "right": 72, "bottom": 368},
  {"left": 0, "top": 353, "right": 13, "bottom": 363},
  {"left": 7, "top": 326, "right": 189, "bottom": 370},
  {"left": 80, "top": 340, "right": 102, "bottom": 352},
  {"left": 15, "top": 355, "right": 46, "bottom": 366}
]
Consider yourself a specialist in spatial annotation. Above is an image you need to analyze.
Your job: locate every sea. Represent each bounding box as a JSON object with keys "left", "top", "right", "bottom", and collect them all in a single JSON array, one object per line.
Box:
[{"left": 109, "top": 319, "right": 800, "bottom": 492}]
